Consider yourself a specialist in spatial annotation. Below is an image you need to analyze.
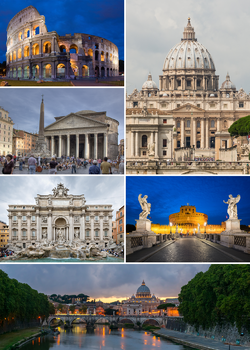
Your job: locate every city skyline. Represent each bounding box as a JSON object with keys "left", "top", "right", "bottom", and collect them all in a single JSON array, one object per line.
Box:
[
  {"left": 127, "top": 0, "right": 250, "bottom": 94},
  {"left": 0, "top": 176, "right": 124, "bottom": 223},
  {"left": 126, "top": 176, "right": 250, "bottom": 226},
  {"left": 0, "top": 88, "right": 124, "bottom": 142},
  {"left": 0, "top": 0, "right": 124, "bottom": 63},
  {"left": 0, "top": 264, "right": 209, "bottom": 302}
]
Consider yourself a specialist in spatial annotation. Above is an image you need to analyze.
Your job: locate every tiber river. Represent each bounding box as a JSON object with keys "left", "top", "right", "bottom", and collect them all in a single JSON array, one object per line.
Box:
[{"left": 21, "top": 324, "right": 195, "bottom": 350}]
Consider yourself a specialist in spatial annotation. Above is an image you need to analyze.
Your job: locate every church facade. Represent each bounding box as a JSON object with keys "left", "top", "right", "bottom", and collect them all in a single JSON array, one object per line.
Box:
[
  {"left": 126, "top": 19, "right": 250, "bottom": 171},
  {"left": 6, "top": 6, "right": 119, "bottom": 80},
  {"left": 44, "top": 110, "right": 119, "bottom": 160},
  {"left": 7, "top": 183, "right": 113, "bottom": 249}
]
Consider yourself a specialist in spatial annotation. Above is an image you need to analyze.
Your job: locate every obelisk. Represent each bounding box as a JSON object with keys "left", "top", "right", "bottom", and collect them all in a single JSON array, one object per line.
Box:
[{"left": 38, "top": 95, "right": 45, "bottom": 142}]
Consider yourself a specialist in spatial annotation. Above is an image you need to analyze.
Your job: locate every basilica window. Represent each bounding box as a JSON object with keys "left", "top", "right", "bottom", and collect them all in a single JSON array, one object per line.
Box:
[
  {"left": 239, "top": 102, "right": 244, "bottom": 108},
  {"left": 133, "top": 102, "right": 138, "bottom": 107},
  {"left": 163, "top": 150, "right": 166, "bottom": 156},
  {"left": 197, "top": 80, "right": 201, "bottom": 87},
  {"left": 187, "top": 80, "right": 191, "bottom": 87},
  {"left": 95, "top": 216, "right": 99, "bottom": 221},
  {"left": 86, "top": 230, "right": 90, "bottom": 237},
  {"left": 86, "top": 216, "right": 90, "bottom": 221},
  {"left": 163, "top": 119, "right": 167, "bottom": 124},
  {"left": 197, "top": 121, "right": 200, "bottom": 128},
  {"left": 142, "top": 151, "right": 146, "bottom": 155},
  {"left": 13, "top": 216, "right": 17, "bottom": 222},
  {"left": 177, "top": 141, "right": 180, "bottom": 148},
  {"left": 186, "top": 120, "right": 190, "bottom": 128},
  {"left": 95, "top": 230, "right": 99, "bottom": 237},
  {"left": 196, "top": 140, "right": 200, "bottom": 148},
  {"left": 177, "top": 80, "right": 181, "bottom": 87},
  {"left": 211, "top": 120, "right": 215, "bottom": 128},
  {"left": 142, "top": 135, "right": 147, "bottom": 147},
  {"left": 22, "top": 216, "right": 26, "bottom": 221},
  {"left": 163, "top": 139, "right": 167, "bottom": 147},
  {"left": 177, "top": 122, "right": 180, "bottom": 128},
  {"left": 32, "top": 216, "right": 36, "bottom": 222}
]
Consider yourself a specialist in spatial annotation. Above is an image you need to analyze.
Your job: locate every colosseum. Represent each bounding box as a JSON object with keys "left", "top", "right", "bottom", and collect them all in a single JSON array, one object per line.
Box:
[{"left": 6, "top": 6, "right": 119, "bottom": 80}]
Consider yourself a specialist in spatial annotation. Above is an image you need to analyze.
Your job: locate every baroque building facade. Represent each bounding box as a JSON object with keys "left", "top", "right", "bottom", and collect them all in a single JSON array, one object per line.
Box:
[
  {"left": 8, "top": 183, "right": 113, "bottom": 249},
  {"left": 126, "top": 18, "right": 250, "bottom": 168},
  {"left": 0, "top": 106, "right": 14, "bottom": 156},
  {"left": 6, "top": 6, "right": 119, "bottom": 79}
]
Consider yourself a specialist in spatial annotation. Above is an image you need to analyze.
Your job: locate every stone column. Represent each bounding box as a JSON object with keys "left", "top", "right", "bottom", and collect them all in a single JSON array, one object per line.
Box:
[
  {"left": 69, "top": 213, "right": 73, "bottom": 241},
  {"left": 76, "top": 134, "right": 79, "bottom": 158},
  {"left": 94, "top": 133, "right": 98, "bottom": 159},
  {"left": 36, "top": 214, "right": 40, "bottom": 241},
  {"left": 100, "top": 215, "right": 104, "bottom": 241},
  {"left": 8, "top": 215, "right": 12, "bottom": 242},
  {"left": 108, "top": 215, "right": 112, "bottom": 238},
  {"left": 48, "top": 212, "right": 52, "bottom": 241},
  {"left": 155, "top": 132, "right": 158, "bottom": 157},
  {"left": 203, "top": 76, "right": 206, "bottom": 91},
  {"left": 67, "top": 134, "right": 70, "bottom": 157},
  {"left": 18, "top": 215, "right": 22, "bottom": 241},
  {"left": 59, "top": 135, "right": 62, "bottom": 157},
  {"left": 206, "top": 118, "right": 209, "bottom": 149},
  {"left": 103, "top": 133, "right": 107, "bottom": 158},
  {"left": 81, "top": 213, "right": 85, "bottom": 241},
  {"left": 135, "top": 132, "right": 139, "bottom": 157},
  {"left": 27, "top": 215, "right": 31, "bottom": 241},
  {"left": 181, "top": 119, "right": 185, "bottom": 147},
  {"left": 193, "top": 118, "right": 196, "bottom": 148},
  {"left": 51, "top": 136, "right": 55, "bottom": 157},
  {"left": 131, "top": 131, "right": 134, "bottom": 157},
  {"left": 201, "top": 118, "right": 205, "bottom": 148},
  {"left": 217, "top": 118, "right": 220, "bottom": 130},
  {"left": 90, "top": 215, "right": 94, "bottom": 240},
  {"left": 85, "top": 134, "right": 89, "bottom": 159}
]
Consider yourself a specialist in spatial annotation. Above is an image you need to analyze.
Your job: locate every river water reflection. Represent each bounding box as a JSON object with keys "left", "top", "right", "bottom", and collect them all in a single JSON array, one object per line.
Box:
[{"left": 22, "top": 325, "right": 195, "bottom": 350}]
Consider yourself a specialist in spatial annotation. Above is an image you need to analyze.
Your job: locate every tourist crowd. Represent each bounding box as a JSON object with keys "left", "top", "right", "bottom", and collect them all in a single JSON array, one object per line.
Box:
[{"left": 0, "top": 248, "right": 14, "bottom": 258}]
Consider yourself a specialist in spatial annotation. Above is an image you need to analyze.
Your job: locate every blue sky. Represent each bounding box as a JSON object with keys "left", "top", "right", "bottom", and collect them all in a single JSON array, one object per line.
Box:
[
  {"left": 0, "top": 0, "right": 124, "bottom": 62},
  {"left": 126, "top": 176, "right": 250, "bottom": 226}
]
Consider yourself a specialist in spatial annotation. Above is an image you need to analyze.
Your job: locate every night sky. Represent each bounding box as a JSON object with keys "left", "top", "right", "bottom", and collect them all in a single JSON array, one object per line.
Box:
[
  {"left": 0, "top": 176, "right": 124, "bottom": 223},
  {"left": 126, "top": 176, "right": 250, "bottom": 226},
  {"left": 0, "top": 264, "right": 209, "bottom": 301},
  {"left": 0, "top": 88, "right": 124, "bottom": 142},
  {"left": 0, "top": 0, "right": 124, "bottom": 62}
]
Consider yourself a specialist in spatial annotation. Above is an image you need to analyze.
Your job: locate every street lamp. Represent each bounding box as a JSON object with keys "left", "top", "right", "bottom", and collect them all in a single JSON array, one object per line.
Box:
[
  {"left": 170, "top": 222, "right": 172, "bottom": 239},
  {"left": 204, "top": 222, "right": 207, "bottom": 235}
]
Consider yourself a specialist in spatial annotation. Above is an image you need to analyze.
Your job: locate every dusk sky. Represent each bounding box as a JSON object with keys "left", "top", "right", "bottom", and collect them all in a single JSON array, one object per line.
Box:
[
  {"left": 0, "top": 264, "right": 209, "bottom": 302},
  {"left": 0, "top": 176, "right": 124, "bottom": 224},
  {"left": 0, "top": 0, "right": 124, "bottom": 62},
  {"left": 126, "top": 176, "right": 250, "bottom": 226},
  {"left": 0, "top": 88, "right": 124, "bottom": 142},
  {"left": 127, "top": 0, "right": 250, "bottom": 94}
]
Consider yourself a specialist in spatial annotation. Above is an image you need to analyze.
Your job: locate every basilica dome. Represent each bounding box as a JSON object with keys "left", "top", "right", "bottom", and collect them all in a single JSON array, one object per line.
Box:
[
  {"left": 142, "top": 73, "right": 158, "bottom": 90},
  {"left": 136, "top": 280, "right": 151, "bottom": 298},
  {"left": 220, "top": 73, "right": 236, "bottom": 90},
  {"left": 163, "top": 18, "right": 215, "bottom": 71}
]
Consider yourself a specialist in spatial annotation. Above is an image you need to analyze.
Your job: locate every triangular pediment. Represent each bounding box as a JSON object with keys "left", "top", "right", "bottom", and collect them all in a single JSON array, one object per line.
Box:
[
  {"left": 45, "top": 113, "right": 107, "bottom": 131},
  {"left": 172, "top": 103, "right": 205, "bottom": 113}
]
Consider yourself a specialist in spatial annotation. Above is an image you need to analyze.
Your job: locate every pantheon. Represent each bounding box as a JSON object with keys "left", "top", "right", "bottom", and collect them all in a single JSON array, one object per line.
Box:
[
  {"left": 126, "top": 19, "right": 250, "bottom": 172},
  {"left": 7, "top": 183, "right": 113, "bottom": 249}
]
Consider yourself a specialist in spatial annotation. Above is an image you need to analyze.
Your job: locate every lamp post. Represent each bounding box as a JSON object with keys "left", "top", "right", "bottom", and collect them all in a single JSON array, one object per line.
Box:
[
  {"left": 170, "top": 222, "right": 172, "bottom": 239},
  {"left": 204, "top": 222, "right": 207, "bottom": 237}
]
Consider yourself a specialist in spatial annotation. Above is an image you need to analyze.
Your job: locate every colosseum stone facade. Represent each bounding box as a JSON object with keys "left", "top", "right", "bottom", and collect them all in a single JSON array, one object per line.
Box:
[{"left": 6, "top": 6, "right": 119, "bottom": 79}]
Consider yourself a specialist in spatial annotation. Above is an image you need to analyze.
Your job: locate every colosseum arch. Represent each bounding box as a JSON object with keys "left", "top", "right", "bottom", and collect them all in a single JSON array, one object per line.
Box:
[
  {"left": 43, "top": 41, "right": 52, "bottom": 54},
  {"left": 32, "top": 64, "right": 39, "bottom": 79},
  {"left": 60, "top": 45, "right": 67, "bottom": 53},
  {"left": 33, "top": 25, "right": 40, "bottom": 36},
  {"left": 57, "top": 63, "right": 65, "bottom": 78},
  {"left": 43, "top": 64, "right": 52, "bottom": 78},
  {"left": 13, "top": 51, "right": 16, "bottom": 61},
  {"left": 24, "top": 28, "right": 30, "bottom": 38},
  {"left": 88, "top": 49, "right": 93, "bottom": 57},
  {"left": 24, "top": 46, "right": 29, "bottom": 57},
  {"left": 71, "top": 64, "right": 79, "bottom": 76},
  {"left": 24, "top": 66, "right": 29, "bottom": 79},
  {"left": 17, "top": 67, "right": 22, "bottom": 78},
  {"left": 18, "top": 48, "right": 22, "bottom": 59},
  {"left": 82, "top": 65, "right": 89, "bottom": 77},
  {"left": 70, "top": 44, "right": 78, "bottom": 54},
  {"left": 18, "top": 32, "right": 23, "bottom": 41},
  {"left": 101, "top": 51, "right": 104, "bottom": 61},
  {"left": 32, "top": 43, "right": 39, "bottom": 56}
]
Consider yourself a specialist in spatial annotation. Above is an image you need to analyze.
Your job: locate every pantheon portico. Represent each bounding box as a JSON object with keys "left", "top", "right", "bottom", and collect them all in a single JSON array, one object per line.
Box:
[{"left": 44, "top": 110, "right": 119, "bottom": 159}]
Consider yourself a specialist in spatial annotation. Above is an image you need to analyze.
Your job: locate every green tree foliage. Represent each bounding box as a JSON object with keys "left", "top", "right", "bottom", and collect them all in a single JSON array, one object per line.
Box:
[
  {"left": 0, "top": 269, "right": 50, "bottom": 322},
  {"left": 157, "top": 303, "right": 176, "bottom": 310},
  {"left": 49, "top": 302, "right": 56, "bottom": 315},
  {"left": 79, "top": 305, "right": 87, "bottom": 314},
  {"left": 69, "top": 305, "right": 76, "bottom": 314},
  {"left": 57, "top": 304, "right": 65, "bottom": 313},
  {"left": 228, "top": 115, "right": 250, "bottom": 137},
  {"left": 178, "top": 265, "right": 250, "bottom": 332}
]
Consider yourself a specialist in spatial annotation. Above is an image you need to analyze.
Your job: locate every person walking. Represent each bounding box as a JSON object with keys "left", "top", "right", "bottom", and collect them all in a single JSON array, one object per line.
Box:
[
  {"left": 101, "top": 157, "right": 112, "bottom": 174},
  {"left": 28, "top": 155, "right": 37, "bottom": 174},
  {"left": 71, "top": 160, "right": 77, "bottom": 174},
  {"left": 2, "top": 154, "right": 14, "bottom": 174},
  {"left": 49, "top": 157, "right": 58, "bottom": 174},
  {"left": 89, "top": 160, "right": 100, "bottom": 174}
]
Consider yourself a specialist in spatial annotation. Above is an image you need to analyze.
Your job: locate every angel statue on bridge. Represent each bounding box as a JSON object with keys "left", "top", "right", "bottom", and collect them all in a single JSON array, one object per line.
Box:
[
  {"left": 138, "top": 194, "right": 151, "bottom": 219},
  {"left": 223, "top": 194, "right": 241, "bottom": 220}
]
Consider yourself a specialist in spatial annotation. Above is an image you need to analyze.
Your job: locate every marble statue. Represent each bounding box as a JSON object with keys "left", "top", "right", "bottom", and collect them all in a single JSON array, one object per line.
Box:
[
  {"left": 42, "top": 229, "right": 47, "bottom": 239},
  {"left": 148, "top": 142, "right": 155, "bottom": 156},
  {"left": 138, "top": 194, "right": 151, "bottom": 219},
  {"left": 57, "top": 228, "right": 65, "bottom": 244},
  {"left": 74, "top": 228, "right": 80, "bottom": 239},
  {"left": 223, "top": 194, "right": 241, "bottom": 219}
]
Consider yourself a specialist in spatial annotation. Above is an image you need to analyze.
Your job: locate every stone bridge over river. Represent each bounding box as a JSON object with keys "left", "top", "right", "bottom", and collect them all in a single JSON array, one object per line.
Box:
[{"left": 45, "top": 314, "right": 183, "bottom": 327}]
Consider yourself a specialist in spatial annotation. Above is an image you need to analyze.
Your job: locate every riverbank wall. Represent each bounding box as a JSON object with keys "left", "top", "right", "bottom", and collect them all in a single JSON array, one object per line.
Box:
[{"left": 0, "top": 318, "right": 41, "bottom": 335}]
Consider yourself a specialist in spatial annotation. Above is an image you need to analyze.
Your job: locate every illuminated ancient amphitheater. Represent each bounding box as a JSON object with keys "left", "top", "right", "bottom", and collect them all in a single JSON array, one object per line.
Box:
[
  {"left": 151, "top": 204, "right": 225, "bottom": 235},
  {"left": 6, "top": 6, "right": 119, "bottom": 80}
]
